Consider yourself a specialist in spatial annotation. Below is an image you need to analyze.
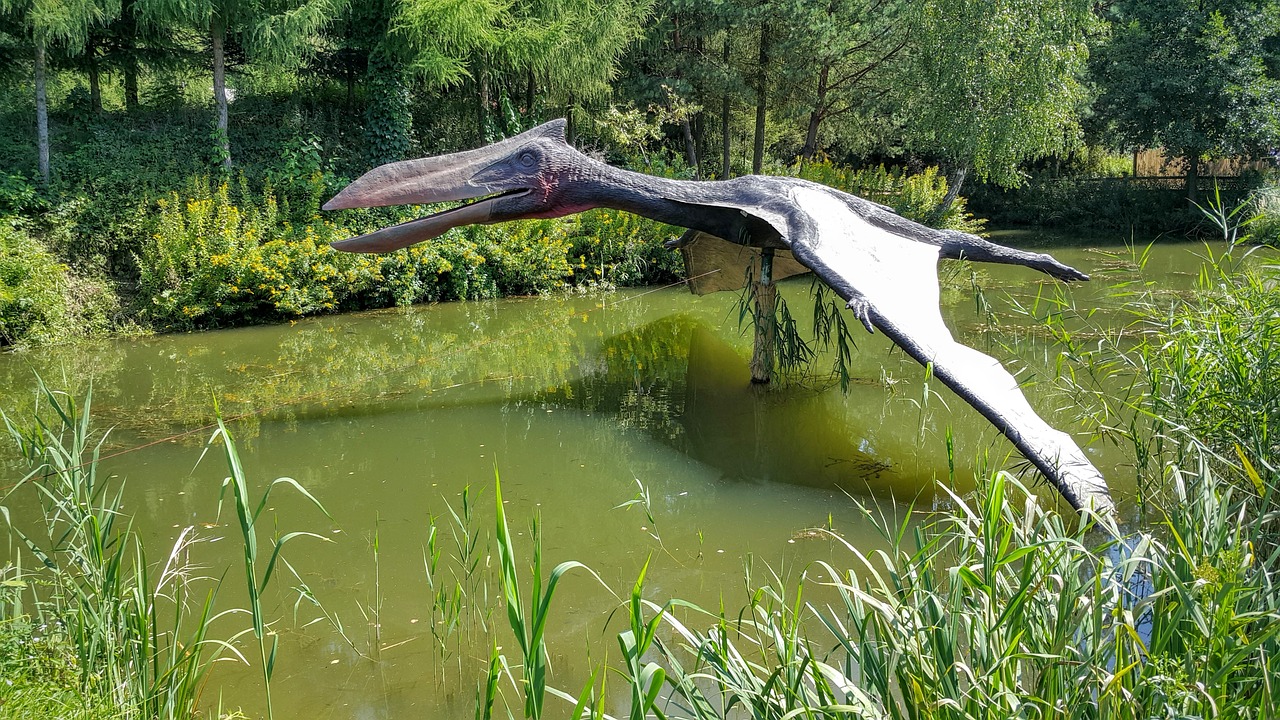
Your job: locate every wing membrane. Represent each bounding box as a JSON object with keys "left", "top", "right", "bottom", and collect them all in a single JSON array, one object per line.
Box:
[{"left": 784, "top": 186, "right": 1113, "bottom": 513}]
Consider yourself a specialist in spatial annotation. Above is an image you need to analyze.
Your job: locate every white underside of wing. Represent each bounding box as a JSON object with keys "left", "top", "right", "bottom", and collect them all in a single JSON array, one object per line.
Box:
[
  {"left": 791, "top": 187, "right": 948, "bottom": 339},
  {"left": 791, "top": 186, "right": 1112, "bottom": 512}
]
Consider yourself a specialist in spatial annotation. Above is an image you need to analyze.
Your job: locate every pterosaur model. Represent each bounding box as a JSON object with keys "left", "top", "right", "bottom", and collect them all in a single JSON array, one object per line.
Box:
[{"left": 323, "top": 119, "right": 1114, "bottom": 514}]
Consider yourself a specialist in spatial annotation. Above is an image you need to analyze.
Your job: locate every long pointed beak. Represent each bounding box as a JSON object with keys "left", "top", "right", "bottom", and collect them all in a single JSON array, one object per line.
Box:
[
  {"left": 323, "top": 143, "right": 508, "bottom": 211},
  {"left": 329, "top": 201, "right": 498, "bottom": 253},
  {"left": 322, "top": 120, "right": 570, "bottom": 253}
]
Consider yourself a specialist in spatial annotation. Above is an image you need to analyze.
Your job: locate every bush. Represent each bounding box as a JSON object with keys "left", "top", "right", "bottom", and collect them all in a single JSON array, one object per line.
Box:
[
  {"left": 0, "top": 220, "right": 69, "bottom": 346},
  {"left": 569, "top": 208, "right": 685, "bottom": 287},
  {"left": 795, "top": 160, "right": 987, "bottom": 234},
  {"left": 966, "top": 172, "right": 1263, "bottom": 235},
  {"left": 138, "top": 179, "right": 580, "bottom": 329}
]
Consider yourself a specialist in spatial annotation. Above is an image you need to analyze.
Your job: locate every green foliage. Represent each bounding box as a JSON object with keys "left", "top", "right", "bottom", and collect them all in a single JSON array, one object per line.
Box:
[
  {"left": 137, "top": 178, "right": 579, "bottom": 329},
  {"left": 212, "top": 411, "right": 331, "bottom": 720},
  {"left": 796, "top": 160, "right": 987, "bottom": 233},
  {"left": 0, "top": 220, "right": 68, "bottom": 345},
  {"left": 0, "top": 173, "right": 42, "bottom": 215},
  {"left": 1021, "top": 198, "right": 1280, "bottom": 534},
  {"left": 904, "top": 0, "right": 1094, "bottom": 187},
  {"left": 492, "top": 471, "right": 591, "bottom": 720},
  {"left": 362, "top": 49, "right": 412, "bottom": 166},
  {"left": 0, "top": 383, "right": 235, "bottom": 719},
  {"left": 769, "top": 0, "right": 907, "bottom": 160},
  {"left": 1138, "top": 247, "right": 1280, "bottom": 494},
  {"left": 1091, "top": 0, "right": 1280, "bottom": 174},
  {"left": 0, "top": 618, "right": 121, "bottom": 720},
  {"left": 569, "top": 207, "right": 684, "bottom": 287},
  {"left": 654, "top": 466, "right": 1280, "bottom": 719},
  {"left": 966, "top": 174, "right": 1214, "bottom": 232},
  {"left": 1247, "top": 176, "right": 1280, "bottom": 244}
]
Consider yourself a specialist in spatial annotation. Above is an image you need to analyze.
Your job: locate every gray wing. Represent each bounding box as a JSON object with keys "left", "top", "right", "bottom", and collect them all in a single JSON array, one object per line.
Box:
[{"left": 781, "top": 186, "right": 1113, "bottom": 514}]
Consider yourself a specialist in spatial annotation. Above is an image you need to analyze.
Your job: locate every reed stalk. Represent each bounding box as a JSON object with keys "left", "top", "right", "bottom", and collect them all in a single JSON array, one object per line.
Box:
[{"left": 211, "top": 413, "right": 332, "bottom": 720}]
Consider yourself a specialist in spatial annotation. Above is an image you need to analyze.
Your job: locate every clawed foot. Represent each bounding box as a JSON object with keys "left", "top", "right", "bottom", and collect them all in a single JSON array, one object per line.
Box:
[
  {"left": 664, "top": 229, "right": 698, "bottom": 250},
  {"left": 846, "top": 295, "right": 876, "bottom": 334}
]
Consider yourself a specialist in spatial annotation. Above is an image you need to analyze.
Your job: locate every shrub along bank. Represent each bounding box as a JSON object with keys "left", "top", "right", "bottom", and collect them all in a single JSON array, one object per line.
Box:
[{"left": 967, "top": 170, "right": 1280, "bottom": 240}]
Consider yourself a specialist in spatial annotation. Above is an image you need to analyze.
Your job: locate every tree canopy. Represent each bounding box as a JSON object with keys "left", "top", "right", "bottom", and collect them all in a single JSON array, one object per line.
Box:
[
  {"left": 1091, "top": 0, "right": 1280, "bottom": 198},
  {"left": 902, "top": 0, "right": 1094, "bottom": 196},
  {"left": 1, "top": 0, "right": 1277, "bottom": 198}
]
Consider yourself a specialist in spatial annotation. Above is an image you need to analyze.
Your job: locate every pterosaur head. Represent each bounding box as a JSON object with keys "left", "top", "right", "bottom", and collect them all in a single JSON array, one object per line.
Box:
[{"left": 323, "top": 119, "right": 586, "bottom": 252}]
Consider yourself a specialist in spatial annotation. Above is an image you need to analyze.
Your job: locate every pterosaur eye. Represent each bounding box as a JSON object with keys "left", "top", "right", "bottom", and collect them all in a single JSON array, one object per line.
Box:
[{"left": 519, "top": 152, "right": 536, "bottom": 168}]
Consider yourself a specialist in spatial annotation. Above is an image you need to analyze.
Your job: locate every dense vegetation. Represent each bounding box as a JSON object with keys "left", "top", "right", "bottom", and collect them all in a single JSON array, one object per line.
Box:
[
  {"left": 2, "top": 0, "right": 1278, "bottom": 347},
  {"left": 3, "top": 222, "right": 1279, "bottom": 718},
  {"left": 1, "top": 2, "right": 1280, "bottom": 714}
]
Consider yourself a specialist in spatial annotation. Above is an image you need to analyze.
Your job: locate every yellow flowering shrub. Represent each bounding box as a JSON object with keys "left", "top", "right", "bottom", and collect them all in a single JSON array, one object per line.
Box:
[
  {"left": 138, "top": 178, "right": 576, "bottom": 329},
  {"left": 570, "top": 208, "right": 684, "bottom": 287}
]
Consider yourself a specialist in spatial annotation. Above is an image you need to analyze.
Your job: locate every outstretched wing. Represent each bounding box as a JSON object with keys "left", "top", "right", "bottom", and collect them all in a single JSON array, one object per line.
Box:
[{"left": 781, "top": 185, "right": 1113, "bottom": 513}]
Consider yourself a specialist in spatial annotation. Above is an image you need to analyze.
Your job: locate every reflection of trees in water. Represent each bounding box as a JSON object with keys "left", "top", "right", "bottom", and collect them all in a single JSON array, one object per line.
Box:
[
  {"left": 0, "top": 292, "right": 681, "bottom": 456},
  {"left": 2, "top": 291, "right": 917, "bottom": 497},
  {"left": 535, "top": 314, "right": 697, "bottom": 443},
  {"left": 535, "top": 315, "right": 906, "bottom": 496}
]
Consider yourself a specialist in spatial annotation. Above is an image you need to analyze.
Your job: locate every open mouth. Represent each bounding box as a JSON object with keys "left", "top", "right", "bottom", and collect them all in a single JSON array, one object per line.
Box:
[
  {"left": 330, "top": 188, "right": 531, "bottom": 253},
  {"left": 418, "top": 187, "right": 530, "bottom": 220}
]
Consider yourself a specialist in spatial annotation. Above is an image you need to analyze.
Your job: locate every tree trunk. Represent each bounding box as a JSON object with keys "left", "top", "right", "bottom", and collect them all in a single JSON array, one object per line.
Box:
[
  {"left": 681, "top": 116, "right": 699, "bottom": 177},
  {"left": 524, "top": 68, "right": 535, "bottom": 118},
  {"left": 362, "top": 51, "right": 411, "bottom": 165},
  {"left": 752, "top": 24, "right": 769, "bottom": 175},
  {"left": 801, "top": 64, "right": 829, "bottom": 162},
  {"left": 934, "top": 165, "right": 968, "bottom": 221},
  {"left": 345, "top": 61, "right": 355, "bottom": 107},
  {"left": 693, "top": 37, "right": 705, "bottom": 178},
  {"left": 1185, "top": 152, "right": 1199, "bottom": 204},
  {"left": 124, "top": 62, "right": 139, "bottom": 111},
  {"left": 211, "top": 17, "right": 231, "bottom": 170},
  {"left": 693, "top": 110, "right": 705, "bottom": 179},
  {"left": 87, "top": 37, "right": 102, "bottom": 112},
  {"left": 476, "top": 57, "right": 490, "bottom": 144},
  {"left": 566, "top": 91, "right": 575, "bottom": 145},
  {"left": 721, "top": 35, "right": 731, "bottom": 179},
  {"left": 35, "top": 40, "right": 50, "bottom": 186}
]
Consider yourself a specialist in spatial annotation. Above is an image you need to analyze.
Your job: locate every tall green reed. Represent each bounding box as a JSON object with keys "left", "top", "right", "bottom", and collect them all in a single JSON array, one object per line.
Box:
[
  {"left": 210, "top": 413, "right": 332, "bottom": 720},
  {"left": 1, "top": 382, "right": 240, "bottom": 719},
  {"left": 493, "top": 469, "right": 594, "bottom": 719},
  {"left": 650, "top": 469, "right": 1279, "bottom": 719}
]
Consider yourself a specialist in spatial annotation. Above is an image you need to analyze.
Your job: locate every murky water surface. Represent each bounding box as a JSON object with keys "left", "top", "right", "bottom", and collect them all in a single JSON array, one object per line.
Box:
[{"left": 0, "top": 238, "right": 1235, "bottom": 717}]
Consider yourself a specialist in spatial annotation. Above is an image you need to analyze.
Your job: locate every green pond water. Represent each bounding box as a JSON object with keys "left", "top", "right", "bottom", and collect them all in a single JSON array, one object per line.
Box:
[{"left": 0, "top": 238, "right": 1222, "bottom": 718}]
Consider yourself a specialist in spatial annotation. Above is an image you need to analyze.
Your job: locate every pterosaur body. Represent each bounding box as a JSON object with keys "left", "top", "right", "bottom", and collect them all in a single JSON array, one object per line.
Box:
[{"left": 324, "top": 119, "right": 1114, "bottom": 513}]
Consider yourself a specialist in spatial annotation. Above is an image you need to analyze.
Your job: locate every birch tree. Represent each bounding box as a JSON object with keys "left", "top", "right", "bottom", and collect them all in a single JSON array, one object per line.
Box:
[{"left": 904, "top": 0, "right": 1094, "bottom": 211}]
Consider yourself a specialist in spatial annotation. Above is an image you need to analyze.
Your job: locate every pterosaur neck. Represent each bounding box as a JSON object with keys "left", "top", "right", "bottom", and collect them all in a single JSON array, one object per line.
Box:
[{"left": 566, "top": 158, "right": 760, "bottom": 243}]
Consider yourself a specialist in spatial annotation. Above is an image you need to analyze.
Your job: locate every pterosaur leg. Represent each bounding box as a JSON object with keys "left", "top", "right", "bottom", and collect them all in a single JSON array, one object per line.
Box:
[{"left": 845, "top": 292, "right": 877, "bottom": 334}]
